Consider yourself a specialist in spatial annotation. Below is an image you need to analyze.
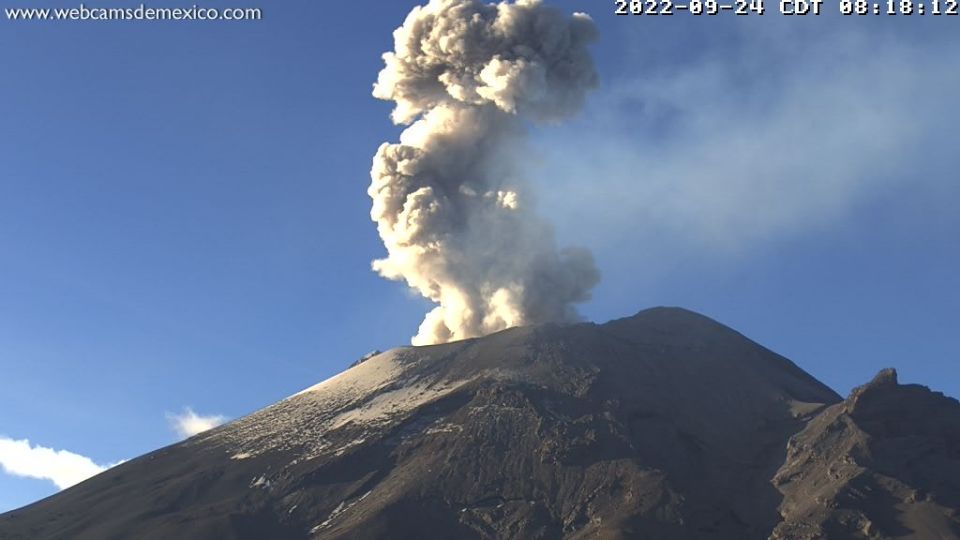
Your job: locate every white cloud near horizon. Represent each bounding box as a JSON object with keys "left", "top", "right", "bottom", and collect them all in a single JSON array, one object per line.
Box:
[
  {"left": 167, "top": 408, "right": 228, "bottom": 439},
  {"left": 0, "top": 437, "right": 117, "bottom": 490}
]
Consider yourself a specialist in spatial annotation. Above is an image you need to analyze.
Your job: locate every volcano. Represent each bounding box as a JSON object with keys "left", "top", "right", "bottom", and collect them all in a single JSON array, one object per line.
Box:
[{"left": 1, "top": 307, "right": 958, "bottom": 539}]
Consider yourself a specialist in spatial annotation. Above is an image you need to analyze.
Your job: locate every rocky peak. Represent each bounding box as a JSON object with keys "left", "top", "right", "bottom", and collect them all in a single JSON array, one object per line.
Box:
[{"left": 845, "top": 367, "right": 899, "bottom": 414}]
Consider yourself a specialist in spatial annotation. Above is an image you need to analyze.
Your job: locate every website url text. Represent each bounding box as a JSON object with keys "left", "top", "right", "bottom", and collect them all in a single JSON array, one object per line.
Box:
[{"left": 5, "top": 3, "right": 263, "bottom": 22}]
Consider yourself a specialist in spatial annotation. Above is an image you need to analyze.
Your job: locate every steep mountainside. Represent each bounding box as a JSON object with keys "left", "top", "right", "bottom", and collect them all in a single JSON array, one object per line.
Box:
[
  {"left": 772, "top": 369, "right": 960, "bottom": 539},
  {"left": 1, "top": 308, "right": 956, "bottom": 539}
]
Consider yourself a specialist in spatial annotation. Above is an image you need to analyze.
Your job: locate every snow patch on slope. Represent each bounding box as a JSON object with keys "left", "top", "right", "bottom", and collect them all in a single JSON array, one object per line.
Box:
[
  {"left": 329, "top": 379, "right": 467, "bottom": 430},
  {"left": 294, "top": 348, "right": 405, "bottom": 399},
  {"left": 197, "top": 347, "right": 473, "bottom": 463}
]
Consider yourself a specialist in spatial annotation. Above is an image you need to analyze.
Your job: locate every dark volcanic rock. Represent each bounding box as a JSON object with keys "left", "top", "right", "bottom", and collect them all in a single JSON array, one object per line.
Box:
[
  {"left": 0, "top": 307, "right": 956, "bottom": 539},
  {"left": 772, "top": 368, "right": 960, "bottom": 539}
]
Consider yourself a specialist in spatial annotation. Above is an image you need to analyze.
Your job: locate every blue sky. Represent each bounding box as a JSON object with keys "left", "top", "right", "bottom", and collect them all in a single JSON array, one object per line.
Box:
[{"left": 1, "top": 0, "right": 957, "bottom": 512}]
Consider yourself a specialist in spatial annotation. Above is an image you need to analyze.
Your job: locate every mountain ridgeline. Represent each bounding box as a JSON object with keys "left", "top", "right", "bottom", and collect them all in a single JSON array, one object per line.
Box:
[{"left": 1, "top": 308, "right": 958, "bottom": 539}]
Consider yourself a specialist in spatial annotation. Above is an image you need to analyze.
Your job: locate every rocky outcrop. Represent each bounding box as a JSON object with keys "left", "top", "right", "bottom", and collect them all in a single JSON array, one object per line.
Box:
[{"left": 773, "top": 369, "right": 960, "bottom": 539}]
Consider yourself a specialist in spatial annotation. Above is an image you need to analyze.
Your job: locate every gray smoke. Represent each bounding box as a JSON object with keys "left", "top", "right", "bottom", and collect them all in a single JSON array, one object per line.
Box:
[{"left": 369, "top": 0, "right": 599, "bottom": 345}]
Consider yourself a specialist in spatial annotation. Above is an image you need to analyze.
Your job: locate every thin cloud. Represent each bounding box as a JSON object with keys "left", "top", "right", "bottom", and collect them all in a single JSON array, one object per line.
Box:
[
  {"left": 167, "top": 408, "right": 228, "bottom": 439},
  {"left": 528, "top": 19, "right": 959, "bottom": 268},
  {"left": 0, "top": 437, "right": 116, "bottom": 490}
]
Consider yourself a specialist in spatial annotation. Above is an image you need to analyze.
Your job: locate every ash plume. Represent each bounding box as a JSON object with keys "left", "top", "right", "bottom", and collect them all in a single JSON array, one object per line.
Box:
[{"left": 369, "top": 0, "right": 600, "bottom": 345}]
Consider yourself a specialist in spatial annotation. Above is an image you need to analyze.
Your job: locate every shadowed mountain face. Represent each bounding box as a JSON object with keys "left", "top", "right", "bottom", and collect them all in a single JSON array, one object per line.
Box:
[
  {"left": 772, "top": 369, "right": 960, "bottom": 539},
  {"left": 1, "top": 308, "right": 957, "bottom": 539}
]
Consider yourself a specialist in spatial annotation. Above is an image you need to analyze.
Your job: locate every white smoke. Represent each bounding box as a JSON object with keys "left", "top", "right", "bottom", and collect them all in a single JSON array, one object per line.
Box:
[{"left": 369, "top": 0, "right": 600, "bottom": 345}]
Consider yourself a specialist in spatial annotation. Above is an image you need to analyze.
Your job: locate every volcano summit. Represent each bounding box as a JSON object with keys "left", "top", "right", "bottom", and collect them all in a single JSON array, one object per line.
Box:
[{"left": 1, "top": 307, "right": 958, "bottom": 539}]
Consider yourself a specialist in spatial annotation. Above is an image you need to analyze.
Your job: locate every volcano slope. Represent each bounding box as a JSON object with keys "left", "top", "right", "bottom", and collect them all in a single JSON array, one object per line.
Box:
[{"left": 1, "top": 307, "right": 957, "bottom": 539}]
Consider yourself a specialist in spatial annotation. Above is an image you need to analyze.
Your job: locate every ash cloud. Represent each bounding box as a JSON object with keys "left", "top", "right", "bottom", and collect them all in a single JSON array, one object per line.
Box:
[
  {"left": 369, "top": 0, "right": 600, "bottom": 345},
  {"left": 527, "top": 19, "right": 960, "bottom": 270}
]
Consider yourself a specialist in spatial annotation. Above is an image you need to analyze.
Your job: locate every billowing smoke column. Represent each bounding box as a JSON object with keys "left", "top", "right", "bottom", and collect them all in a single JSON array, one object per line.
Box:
[{"left": 369, "top": 0, "right": 600, "bottom": 345}]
